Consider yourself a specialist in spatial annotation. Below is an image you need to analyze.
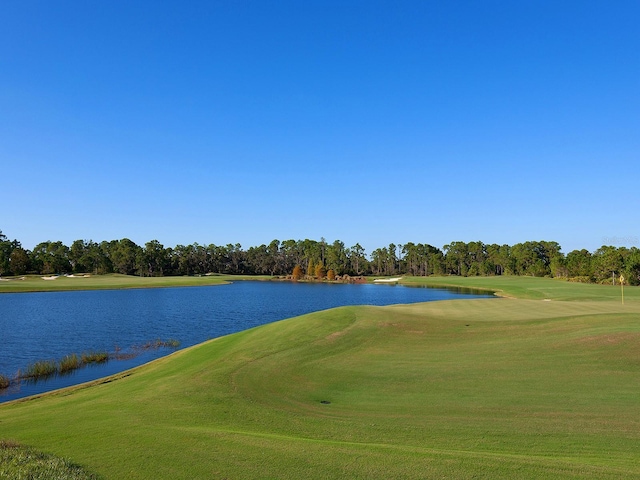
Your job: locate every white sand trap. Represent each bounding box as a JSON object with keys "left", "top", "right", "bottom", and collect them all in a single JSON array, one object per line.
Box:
[
  {"left": 373, "top": 277, "right": 403, "bottom": 283},
  {"left": 42, "top": 276, "right": 59, "bottom": 280}
]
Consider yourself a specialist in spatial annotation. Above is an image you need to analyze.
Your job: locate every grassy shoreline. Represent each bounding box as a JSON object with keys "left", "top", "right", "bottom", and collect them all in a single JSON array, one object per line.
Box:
[
  {"left": 0, "top": 273, "right": 275, "bottom": 293},
  {"left": 2, "top": 272, "right": 634, "bottom": 299},
  {"left": 1, "top": 276, "right": 639, "bottom": 478}
]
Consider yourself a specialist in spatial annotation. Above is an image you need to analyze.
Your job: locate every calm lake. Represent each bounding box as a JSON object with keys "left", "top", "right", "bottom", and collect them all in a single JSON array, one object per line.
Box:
[{"left": 0, "top": 281, "right": 492, "bottom": 402}]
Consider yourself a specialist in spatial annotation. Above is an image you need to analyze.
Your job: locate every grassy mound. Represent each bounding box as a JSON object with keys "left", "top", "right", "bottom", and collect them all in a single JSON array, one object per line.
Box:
[
  {"left": 0, "top": 277, "right": 639, "bottom": 478},
  {"left": 0, "top": 440, "right": 101, "bottom": 479}
]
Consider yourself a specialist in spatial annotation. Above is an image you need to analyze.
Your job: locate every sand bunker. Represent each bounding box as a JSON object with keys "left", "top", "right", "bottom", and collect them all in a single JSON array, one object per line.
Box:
[{"left": 373, "top": 277, "right": 403, "bottom": 283}]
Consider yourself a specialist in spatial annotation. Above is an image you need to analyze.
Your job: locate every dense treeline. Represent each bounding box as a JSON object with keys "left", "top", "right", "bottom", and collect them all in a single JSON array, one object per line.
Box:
[{"left": 1, "top": 230, "right": 639, "bottom": 285}]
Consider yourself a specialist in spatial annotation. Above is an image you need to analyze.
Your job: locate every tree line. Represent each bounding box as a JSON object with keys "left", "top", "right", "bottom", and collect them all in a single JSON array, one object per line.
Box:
[{"left": 1, "top": 230, "right": 639, "bottom": 285}]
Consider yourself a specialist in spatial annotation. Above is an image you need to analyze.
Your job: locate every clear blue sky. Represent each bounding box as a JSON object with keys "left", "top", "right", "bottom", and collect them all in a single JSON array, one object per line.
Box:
[{"left": 2, "top": 1, "right": 638, "bottom": 255}]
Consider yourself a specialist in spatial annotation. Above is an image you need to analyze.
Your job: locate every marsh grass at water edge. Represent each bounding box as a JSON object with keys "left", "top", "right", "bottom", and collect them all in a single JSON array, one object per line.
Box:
[{"left": 1, "top": 342, "right": 180, "bottom": 393}]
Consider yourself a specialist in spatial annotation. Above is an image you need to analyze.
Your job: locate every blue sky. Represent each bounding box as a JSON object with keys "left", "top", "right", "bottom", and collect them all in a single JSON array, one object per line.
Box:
[{"left": 1, "top": 1, "right": 638, "bottom": 255}]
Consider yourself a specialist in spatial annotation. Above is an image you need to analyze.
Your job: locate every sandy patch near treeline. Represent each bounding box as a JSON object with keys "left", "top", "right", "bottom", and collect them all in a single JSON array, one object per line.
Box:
[{"left": 373, "top": 277, "right": 403, "bottom": 283}]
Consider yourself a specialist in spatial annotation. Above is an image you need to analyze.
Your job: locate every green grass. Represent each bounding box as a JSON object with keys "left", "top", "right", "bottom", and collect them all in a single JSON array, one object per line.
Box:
[
  {"left": 401, "top": 274, "right": 635, "bottom": 301},
  {"left": 0, "top": 277, "right": 639, "bottom": 478},
  {"left": 0, "top": 273, "right": 271, "bottom": 293},
  {"left": 0, "top": 440, "right": 101, "bottom": 479}
]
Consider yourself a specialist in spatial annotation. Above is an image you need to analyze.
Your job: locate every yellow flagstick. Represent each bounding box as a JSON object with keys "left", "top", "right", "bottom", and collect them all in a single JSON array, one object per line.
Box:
[{"left": 620, "top": 274, "right": 625, "bottom": 305}]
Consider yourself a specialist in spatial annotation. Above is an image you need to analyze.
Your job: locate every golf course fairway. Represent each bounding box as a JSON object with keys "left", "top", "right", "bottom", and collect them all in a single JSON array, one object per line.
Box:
[{"left": 1, "top": 277, "right": 639, "bottom": 479}]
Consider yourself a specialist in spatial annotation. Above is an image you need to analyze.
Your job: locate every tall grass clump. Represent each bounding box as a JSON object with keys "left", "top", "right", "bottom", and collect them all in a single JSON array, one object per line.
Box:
[
  {"left": 81, "top": 351, "right": 109, "bottom": 365},
  {"left": 0, "top": 374, "right": 9, "bottom": 390},
  {"left": 21, "top": 360, "right": 57, "bottom": 380},
  {"left": 59, "top": 354, "right": 80, "bottom": 374}
]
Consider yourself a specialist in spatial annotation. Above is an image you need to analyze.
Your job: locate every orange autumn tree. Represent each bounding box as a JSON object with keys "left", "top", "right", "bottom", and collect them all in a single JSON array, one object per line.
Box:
[
  {"left": 307, "top": 258, "right": 315, "bottom": 278},
  {"left": 292, "top": 265, "right": 302, "bottom": 281},
  {"left": 327, "top": 269, "right": 336, "bottom": 281},
  {"left": 315, "top": 261, "right": 326, "bottom": 280}
]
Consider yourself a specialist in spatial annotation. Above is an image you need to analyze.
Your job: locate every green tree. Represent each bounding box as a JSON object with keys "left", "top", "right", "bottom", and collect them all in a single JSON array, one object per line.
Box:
[
  {"left": 9, "top": 247, "right": 30, "bottom": 275},
  {"left": 140, "top": 240, "right": 169, "bottom": 277},
  {"left": 326, "top": 240, "right": 348, "bottom": 275},
  {"left": 105, "top": 239, "right": 141, "bottom": 275},
  {"left": 0, "top": 231, "right": 21, "bottom": 275},
  {"left": 281, "top": 239, "right": 303, "bottom": 274},
  {"left": 387, "top": 243, "right": 397, "bottom": 275},
  {"left": 444, "top": 241, "right": 469, "bottom": 276},
  {"left": 466, "top": 241, "right": 487, "bottom": 276},
  {"left": 370, "top": 247, "right": 387, "bottom": 275},
  {"left": 347, "top": 243, "right": 367, "bottom": 275},
  {"left": 510, "top": 241, "right": 560, "bottom": 277},
  {"left": 486, "top": 244, "right": 511, "bottom": 275},
  {"left": 401, "top": 242, "right": 419, "bottom": 275},
  {"left": 592, "top": 246, "right": 623, "bottom": 284},
  {"left": 31, "top": 241, "right": 71, "bottom": 274},
  {"left": 566, "top": 249, "right": 593, "bottom": 278},
  {"left": 69, "top": 240, "right": 109, "bottom": 274},
  {"left": 622, "top": 247, "right": 640, "bottom": 286}
]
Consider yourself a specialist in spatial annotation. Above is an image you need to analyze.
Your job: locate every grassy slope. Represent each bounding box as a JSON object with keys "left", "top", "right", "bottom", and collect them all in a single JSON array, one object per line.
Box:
[
  {"left": 1, "top": 277, "right": 639, "bottom": 478},
  {"left": 401, "top": 275, "right": 636, "bottom": 301}
]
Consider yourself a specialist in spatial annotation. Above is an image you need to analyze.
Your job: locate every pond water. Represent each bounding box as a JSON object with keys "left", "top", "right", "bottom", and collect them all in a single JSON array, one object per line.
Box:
[{"left": 0, "top": 281, "right": 492, "bottom": 402}]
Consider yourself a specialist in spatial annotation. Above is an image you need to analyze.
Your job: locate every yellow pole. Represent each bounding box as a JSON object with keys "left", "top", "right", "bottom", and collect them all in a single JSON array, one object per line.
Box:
[{"left": 620, "top": 274, "right": 625, "bottom": 305}]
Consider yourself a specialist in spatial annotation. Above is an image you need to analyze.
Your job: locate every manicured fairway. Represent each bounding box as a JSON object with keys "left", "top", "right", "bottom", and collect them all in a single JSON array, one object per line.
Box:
[
  {"left": 1, "top": 277, "right": 639, "bottom": 478},
  {"left": 0, "top": 273, "right": 268, "bottom": 293}
]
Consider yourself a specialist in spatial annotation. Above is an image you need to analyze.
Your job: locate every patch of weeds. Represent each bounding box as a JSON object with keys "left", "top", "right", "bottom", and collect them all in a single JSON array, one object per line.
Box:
[{"left": 135, "top": 338, "right": 181, "bottom": 351}]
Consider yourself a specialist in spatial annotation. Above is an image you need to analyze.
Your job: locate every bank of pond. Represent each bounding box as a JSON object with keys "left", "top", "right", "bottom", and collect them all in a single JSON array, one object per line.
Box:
[{"left": 0, "top": 281, "right": 492, "bottom": 402}]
